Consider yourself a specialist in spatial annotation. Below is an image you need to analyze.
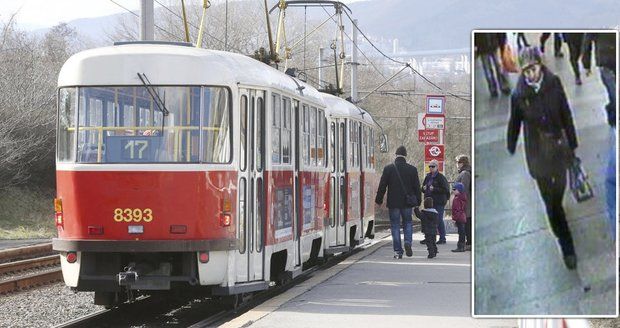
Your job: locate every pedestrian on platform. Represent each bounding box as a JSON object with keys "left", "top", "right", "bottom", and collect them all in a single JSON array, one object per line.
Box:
[
  {"left": 454, "top": 154, "right": 472, "bottom": 250},
  {"left": 563, "top": 33, "right": 585, "bottom": 85},
  {"left": 414, "top": 197, "right": 438, "bottom": 259},
  {"left": 507, "top": 46, "right": 580, "bottom": 270},
  {"left": 583, "top": 32, "right": 616, "bottom": 240},
  {"left": 421, "top": 160, "right": 450, "bottom": 245},
  {"left": 451, "top": 182, "right": 467, "bottom": 253},
  {"left": 475, "top": 33, "right": 511, "bottom": 97},
  {"left": 516, "top": 32, "right": 530, "bottom": 50},
  {"left": 539, "top": 33, "right": 563, "bottom": 57},
  {"left": 375, "top": 145, "right": 422, "bottom": 259}
]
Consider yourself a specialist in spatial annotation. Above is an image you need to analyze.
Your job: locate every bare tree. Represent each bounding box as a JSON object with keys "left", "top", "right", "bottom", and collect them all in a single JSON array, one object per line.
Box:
[{"left": 0, "top": 20, "right": 79, "bottom": 189}]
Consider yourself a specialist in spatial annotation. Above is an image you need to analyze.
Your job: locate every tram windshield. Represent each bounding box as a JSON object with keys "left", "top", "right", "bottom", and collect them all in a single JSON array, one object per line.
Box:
[{"left": 57, "top": 86, "right": 231, "bottom": 164}]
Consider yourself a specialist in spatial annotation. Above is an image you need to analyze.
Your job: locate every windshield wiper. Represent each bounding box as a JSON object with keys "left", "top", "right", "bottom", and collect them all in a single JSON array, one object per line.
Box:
[{"left": 137, "top": 73, "right": 169, "bottom": 117}]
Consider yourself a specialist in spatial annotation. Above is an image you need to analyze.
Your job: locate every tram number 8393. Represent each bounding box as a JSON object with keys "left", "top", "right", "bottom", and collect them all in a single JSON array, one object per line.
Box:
[{"left": 113, "top": 208, "right": 154, "bottom": 222}]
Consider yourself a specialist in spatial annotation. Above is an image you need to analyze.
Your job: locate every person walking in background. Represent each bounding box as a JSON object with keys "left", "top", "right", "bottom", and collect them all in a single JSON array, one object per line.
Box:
[
  {"left": 375, "top": 146, "right": 422, "bottom": 259},
  {"left": 507, "top": 46, "right": 580, "bottom": 270},
  {"left": 583, "top": 32, "right": 616, "bottom": 239},
  {"left": 475, "top": 33, "right": 511, "bottom": 98},
  {"left": 414, "top": 197, "right": 439, "bottom": 259},
  {"left": 517, "top": 32, "right": 530, "bottom": 50},
  {"left": 539, "top": 33, "right": 563, "bottom": 57},
  {"left": 421, "top": 159, "right": 450, "bottom": 245},
  {"left": 455, "top": 155, "right": 472, "bottom": 250},
  {"left": 563, "top": 33, "right": 585, "bottom": 85},
  {"left": 451, "top": 182, "right": 467, "bottom": 253}
]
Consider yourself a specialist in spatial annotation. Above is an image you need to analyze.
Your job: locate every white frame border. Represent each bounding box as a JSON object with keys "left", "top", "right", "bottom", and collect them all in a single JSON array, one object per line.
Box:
[{"left": 470, "top": 28, "right": 620, "bottom": 319}]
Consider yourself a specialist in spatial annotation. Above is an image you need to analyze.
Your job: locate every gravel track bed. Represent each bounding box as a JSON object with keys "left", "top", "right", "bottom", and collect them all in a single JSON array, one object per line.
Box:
[
  {"left": 590, "top": 318, "right": 620, "bottom": 328},
  {"left": 0, "top": 266, "right": 60, "bottom": 282},
  {"left": 0, "top": 283, "right": 101, "bottom": 328}
]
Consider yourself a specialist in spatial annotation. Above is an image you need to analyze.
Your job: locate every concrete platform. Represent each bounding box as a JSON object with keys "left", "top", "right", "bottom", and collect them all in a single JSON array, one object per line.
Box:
[
  {"left": 221, "top": 234, "right": 516, "bottom": 328},
  {"left": 474, "top": 33, "right": 617, "bottom": 316}
]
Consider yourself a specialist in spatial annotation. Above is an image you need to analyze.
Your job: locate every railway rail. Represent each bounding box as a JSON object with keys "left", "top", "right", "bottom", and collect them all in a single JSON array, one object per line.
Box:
[
  {"left": 0, "top": 242, "right": 62, "bottom": 294},
  {"left": 54, "top": 236, "right": 386, "bottom": 328}
]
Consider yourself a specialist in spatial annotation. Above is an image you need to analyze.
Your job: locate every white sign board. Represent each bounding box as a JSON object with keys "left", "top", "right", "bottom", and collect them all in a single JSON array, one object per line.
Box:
[
  {"left": 426, "top": 96, "right": 445, "bottom": 115},
  {"left": 417, "top": 113, "right": 425, "bottom": 131},
  {"left": 425, "top": 116, "right": 445, "bottom": 130}
]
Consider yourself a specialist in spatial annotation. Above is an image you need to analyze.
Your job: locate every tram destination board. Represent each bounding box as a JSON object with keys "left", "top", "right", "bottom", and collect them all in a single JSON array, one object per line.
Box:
[{"left": 106, "top": 136, "right": 162, "bottom": 163}]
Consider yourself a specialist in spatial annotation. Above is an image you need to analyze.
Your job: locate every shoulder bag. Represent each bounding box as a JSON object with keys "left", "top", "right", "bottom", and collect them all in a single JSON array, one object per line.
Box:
[{"left": 393, "top": 163, "right": 417, "bottom": 207}]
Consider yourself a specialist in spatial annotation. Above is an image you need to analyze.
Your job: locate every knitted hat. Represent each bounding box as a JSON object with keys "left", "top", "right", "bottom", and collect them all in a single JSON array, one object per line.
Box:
[
  {"left": 518, "top": 46, "right": 542, "bottom": 69},
  {"left": 395, "top": 145, "right": 407, "bottom": 157},
  {"left": 453, "top": 182, "right": 464, "bottom": 193},
  {"left": 429, "top": 159, "right": 439, "bottom": 168},
  {"left": 455, "top": 154, "right": 470, "bottom": 165}
]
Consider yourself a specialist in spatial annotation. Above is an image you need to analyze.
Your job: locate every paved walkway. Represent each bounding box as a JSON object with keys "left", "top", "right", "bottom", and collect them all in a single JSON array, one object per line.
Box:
[
  {"left": 222, "top": 234, "right": 516, "bottom": 328},
  {"left": 474, "top": 33, "right": 617, "bottom": 316}
]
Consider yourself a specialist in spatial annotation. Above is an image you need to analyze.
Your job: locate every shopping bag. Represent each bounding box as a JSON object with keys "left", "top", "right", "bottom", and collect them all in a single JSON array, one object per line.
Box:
[
  {"left": 568, "top": 157, "right": 594, "bottom": 202},
  {"left": 500, "top": 44, "right": 519, "bottom": 73}
]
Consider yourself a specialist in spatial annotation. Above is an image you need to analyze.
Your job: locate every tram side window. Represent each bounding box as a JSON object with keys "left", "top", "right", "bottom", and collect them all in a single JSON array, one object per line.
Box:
[
  {"left": 281, "top": 97, "right": 291, "bottom": 164},
  {"left": 257, "top": 97, "right": 265, "bottom": 172},
  {"left": 240, "top": 95, "right": 248, "bottom": 171},
  {"left": 330, "top": 122, "right": 335, "bottom": 173},
  {"left": 271, "top": 94, "right": 281, "bottom": 164},
  {"left": 362, "top": 125, "right": 368, "bottom": 169},
  {"left": 317, "top": 109, "right": 326, "bottom": 167},
  {"left": 339, "top": 122, "right": 345, "bottom": 172},
  {"left": 302, "top": 105, "right": 310, "bottom": 166},
  {"left": 310, "top": 107, "right": 317, "bottom": 166},
  {"left": 57, "top": 88, "right": 77, "bottom": 162},
  {"left": 349, "top": 121, "right": 358, "bottom": 168}
]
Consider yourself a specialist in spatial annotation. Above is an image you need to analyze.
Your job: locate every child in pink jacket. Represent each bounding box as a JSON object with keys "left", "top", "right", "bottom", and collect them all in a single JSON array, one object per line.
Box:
[{"left": 451, "top": 182, "right": 467, "bottom": 252}]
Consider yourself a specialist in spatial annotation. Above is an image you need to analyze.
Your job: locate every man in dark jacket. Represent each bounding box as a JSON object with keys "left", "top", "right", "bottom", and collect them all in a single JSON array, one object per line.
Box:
[
  {"left": 421, "top": 159, "right": 450, "bottom": 244},
  {"left": 375, "top": 145, "right": 422, "bottom": 259},
  {"left": 455, "top": 155, "right": 472, "bottom": 250},
  {"left": 507, "top": 46, "right": 579, "bottom": 270}
]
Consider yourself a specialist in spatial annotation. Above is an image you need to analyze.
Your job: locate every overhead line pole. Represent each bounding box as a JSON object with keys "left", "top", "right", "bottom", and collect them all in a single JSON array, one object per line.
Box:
[
  {"left": 350, "top": 19, "right": 358, "bottom": 103},
  {"left": 140, "top": 0, "right": 155, "bottom": 41}
]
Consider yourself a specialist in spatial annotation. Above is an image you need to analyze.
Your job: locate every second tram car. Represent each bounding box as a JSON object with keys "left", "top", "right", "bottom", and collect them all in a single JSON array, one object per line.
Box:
[{"left": 53, "top": 41, "right": 380, "bottom": 306}]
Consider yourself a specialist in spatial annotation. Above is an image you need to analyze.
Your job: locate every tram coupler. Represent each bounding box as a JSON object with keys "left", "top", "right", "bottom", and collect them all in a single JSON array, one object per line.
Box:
[{"left": 118, "top": 265, "right": 139, "bottom": 286}]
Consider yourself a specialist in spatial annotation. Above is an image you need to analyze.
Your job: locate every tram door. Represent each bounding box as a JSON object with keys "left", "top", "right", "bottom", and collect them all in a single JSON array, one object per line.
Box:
[
  {"left": 358, "top": 124, "right": 365, "bottom": 241},
  {"left": 236, "top": 89, "right": 265, "bottom": 283},
  {"left": 293, "top": 100, "right": 301, "bottom": 267},
  {"left": 329, "top": 119, "right": 347, "bottom": 247}
]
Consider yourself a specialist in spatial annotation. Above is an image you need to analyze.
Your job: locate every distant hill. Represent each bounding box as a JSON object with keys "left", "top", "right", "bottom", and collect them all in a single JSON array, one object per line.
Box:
[
  {"left": 47, "top": 0, "right": 620, "bottom": 51},
  {"left": 347, "top": 0, "right": 620, "bottom": 51}
]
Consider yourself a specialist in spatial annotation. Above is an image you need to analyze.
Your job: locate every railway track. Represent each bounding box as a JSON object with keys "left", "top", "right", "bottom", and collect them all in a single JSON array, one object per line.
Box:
[
  {"left": 55, "top": 235, "right": 388, "bottom": 328},
  {"left": 0, "top": 242, "right": 62, "bottom": 294}
]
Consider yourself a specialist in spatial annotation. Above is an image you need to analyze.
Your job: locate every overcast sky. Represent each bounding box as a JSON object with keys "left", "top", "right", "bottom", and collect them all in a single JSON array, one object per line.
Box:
[{"left": 0, "top": 0, "right": 364, "bottom": 30}]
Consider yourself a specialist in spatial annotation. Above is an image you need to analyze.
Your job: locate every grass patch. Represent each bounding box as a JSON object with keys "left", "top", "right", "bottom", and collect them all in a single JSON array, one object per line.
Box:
[{"left": 0, "top": 186, "right": 56, "bottom": 239}]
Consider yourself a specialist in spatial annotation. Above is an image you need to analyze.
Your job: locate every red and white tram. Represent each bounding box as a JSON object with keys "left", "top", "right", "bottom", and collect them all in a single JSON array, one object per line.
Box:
[{"left": 53, "top": 41, "right": 380, "bottom": 306}]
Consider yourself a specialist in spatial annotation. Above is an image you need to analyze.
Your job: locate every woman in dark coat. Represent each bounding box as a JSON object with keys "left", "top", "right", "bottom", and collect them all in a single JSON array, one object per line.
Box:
[
  {"left": 421, "top": 160, "right": 450, "bottom": 244},
  {"left": 506, "top": 47, "right": 579, "bottom": 270}
]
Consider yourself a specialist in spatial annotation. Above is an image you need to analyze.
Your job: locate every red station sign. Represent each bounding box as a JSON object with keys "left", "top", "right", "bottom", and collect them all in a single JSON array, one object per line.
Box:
[{"left": 424, "top": 144, "right": 445, "bottom": 162}]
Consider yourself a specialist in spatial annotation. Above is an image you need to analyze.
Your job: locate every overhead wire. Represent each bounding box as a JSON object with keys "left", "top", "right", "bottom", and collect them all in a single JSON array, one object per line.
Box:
[
  {"left": 152, "top": 0, "right": 245, "bottom": 53},
  {"left": 319, "top": 6, "right": 385, "bottom": 79},
  {"left": 342, "top": 10, "right": 470, "bottom": 102},
  {"left": 108, "top": 0, "right": 179, "bottom": 40}
]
